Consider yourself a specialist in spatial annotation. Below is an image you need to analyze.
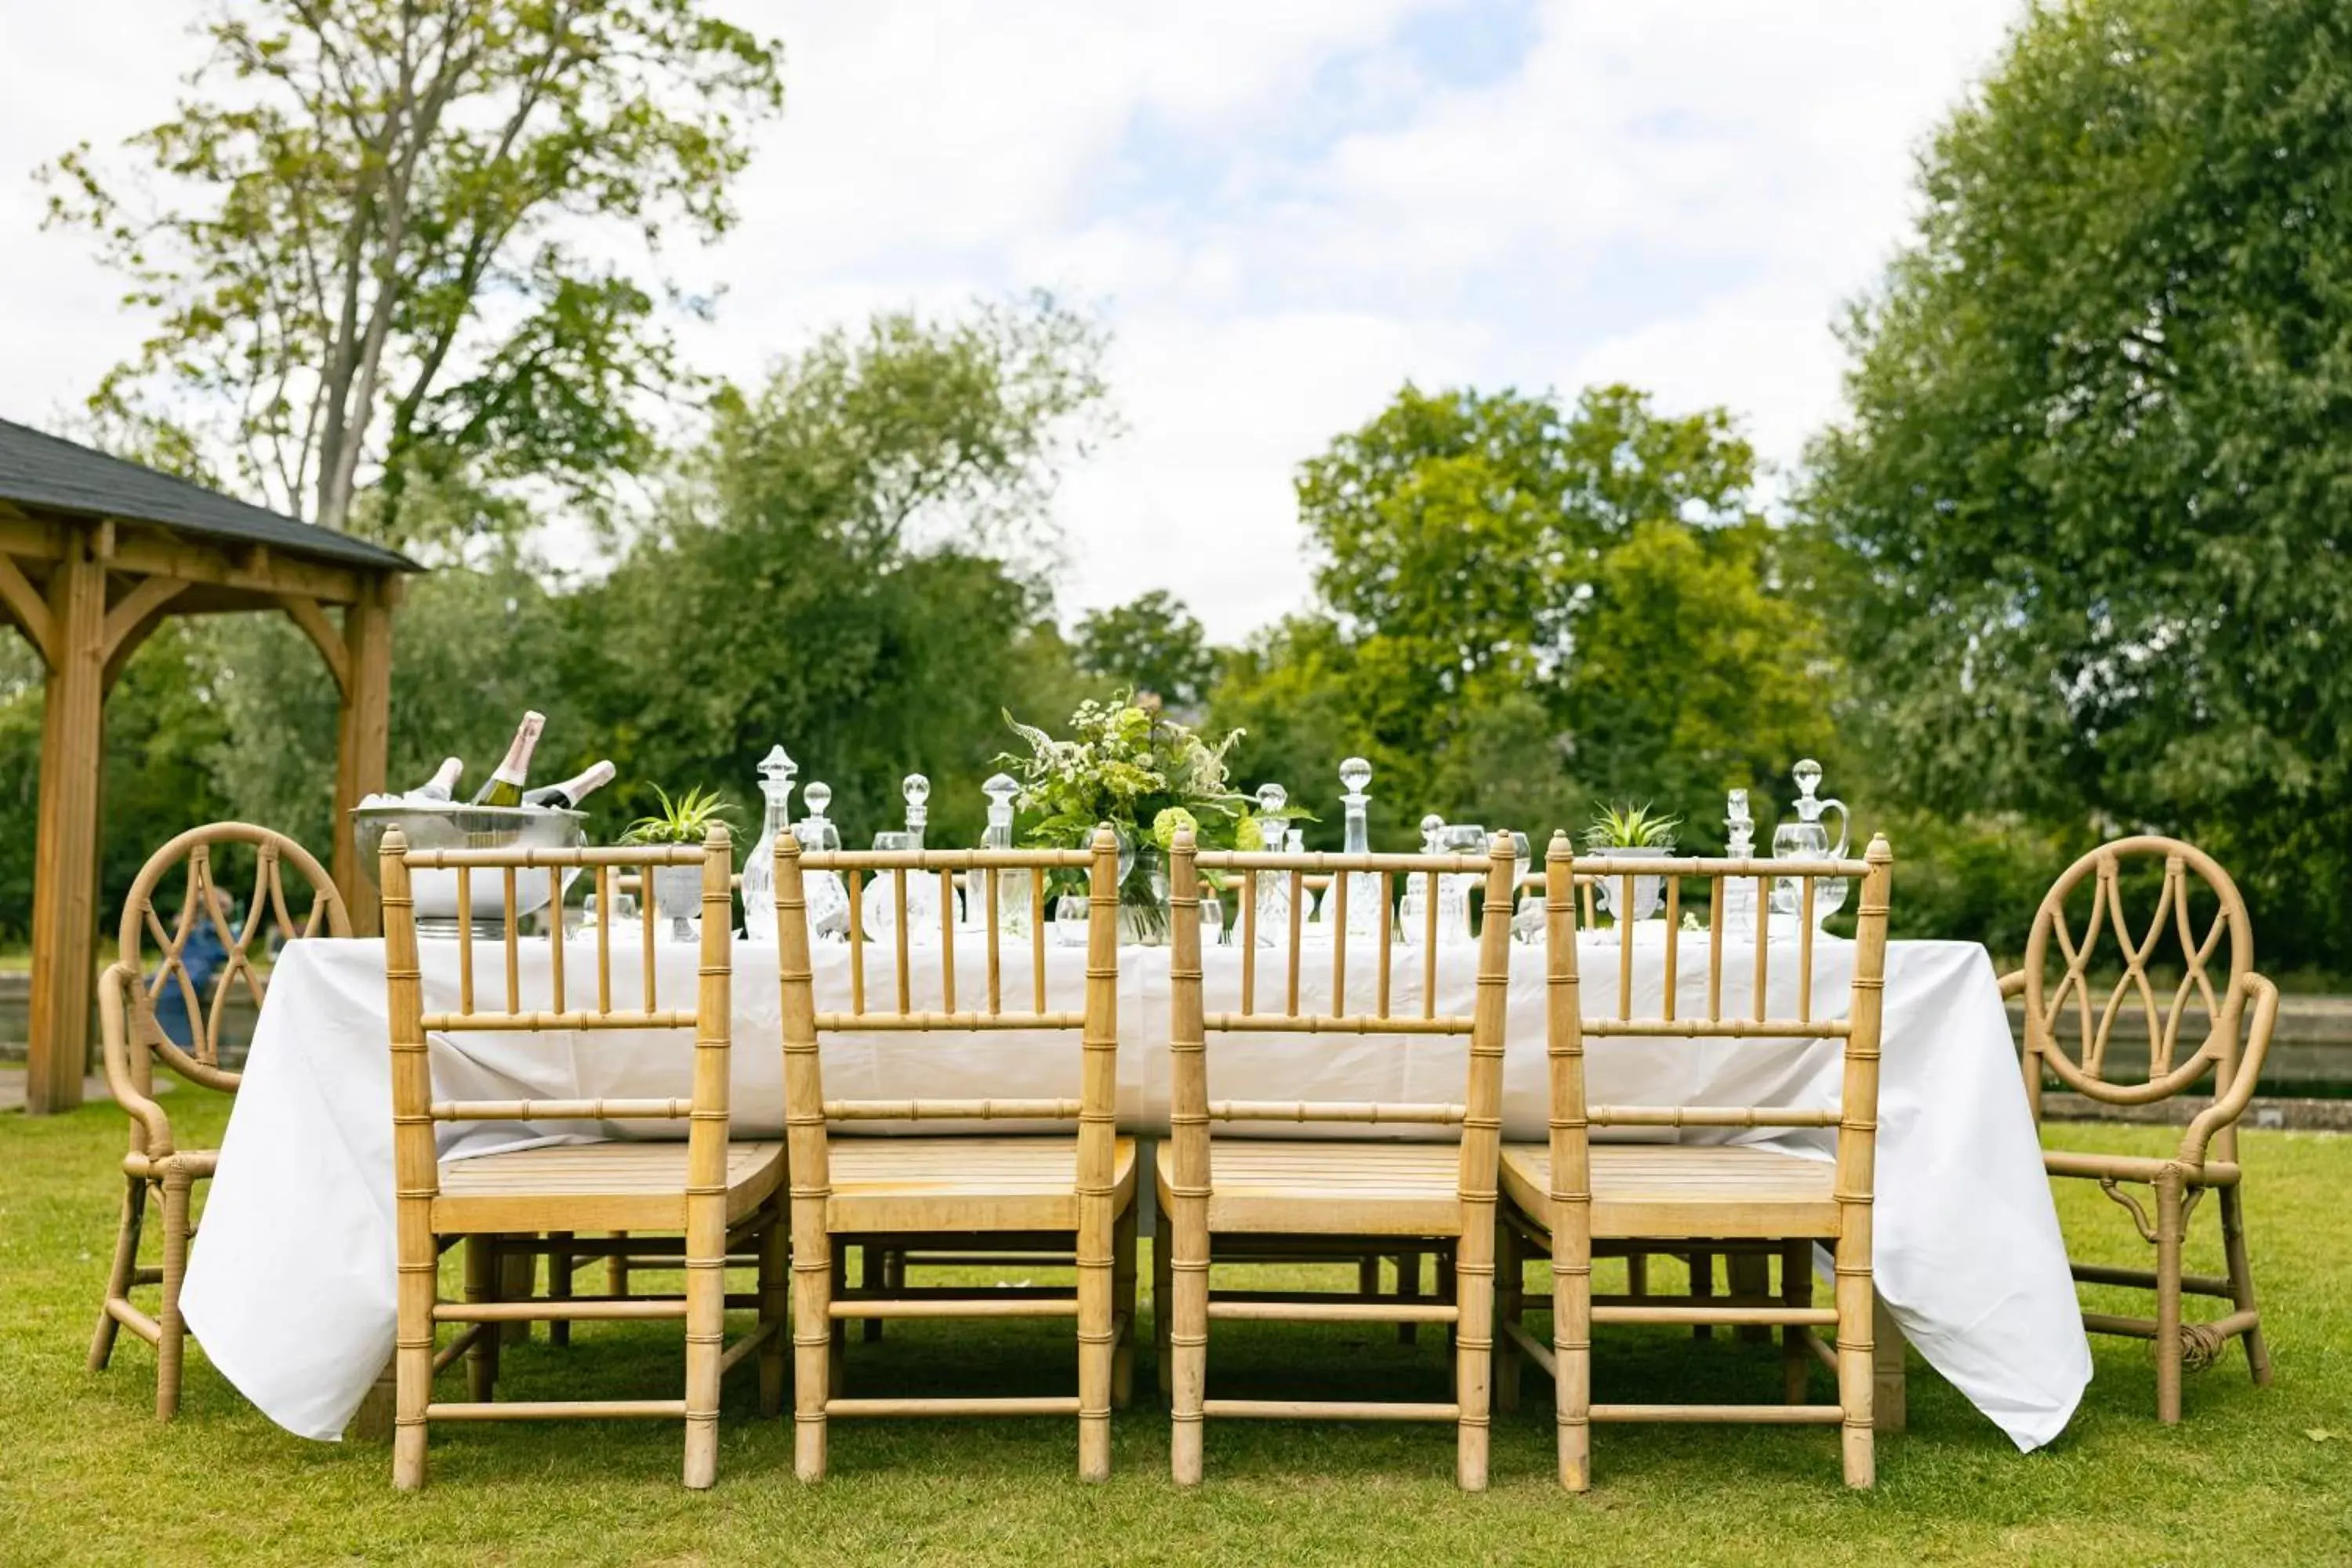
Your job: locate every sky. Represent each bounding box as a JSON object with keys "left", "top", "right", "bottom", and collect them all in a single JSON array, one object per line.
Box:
[{"left": 0, "top": 1, "right": 2021, "bottom": 640}]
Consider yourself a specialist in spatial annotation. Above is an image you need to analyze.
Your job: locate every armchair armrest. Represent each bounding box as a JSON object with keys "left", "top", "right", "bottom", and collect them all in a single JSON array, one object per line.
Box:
[
  {"left": 96, "top": 964, "right": 175, "bottom": 1157},
  {"left": 1997, "top": 968, "right": 2026, "bottom": 1000},
  {"left": 2176, "top": 972, "right": 2278, "bottom": 1169}
]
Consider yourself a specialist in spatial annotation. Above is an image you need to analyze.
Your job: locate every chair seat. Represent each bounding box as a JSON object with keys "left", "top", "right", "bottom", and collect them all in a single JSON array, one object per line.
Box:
[
  {"left": 1501, "top": 1143, "right": 1840, "bottom": 1240},
  {"left": 1156, "top": 1139, "right": 1466, "bottom": 1237},
  {"left": 827, "top": 1135, "right": 1137, "bottom": 1233},
  {"left": 434, "top": 1140, "right": 784, "bottom": 1232}
]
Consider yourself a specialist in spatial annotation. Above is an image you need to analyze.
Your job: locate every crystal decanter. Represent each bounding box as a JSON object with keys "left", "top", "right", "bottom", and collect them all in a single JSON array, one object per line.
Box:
[
  {"left": 739, "top": 744, "right": 797, "bottom": 942},
  {"left": 862, "top": 773, "right": 946, "bottom": 944},
  {"left": 1721, "top": 787, "right": 1759, "bottom": 940},
  {"left": 1771, "top": 759, "right": 1851, "bottom": 928},
  {"left": 1333, "top": 757, "right": 1383, "bottom": 938},
  {"left": 977, "top": 771, "right": 1027, "bottom": 935},
  {"left": 797, "top": 781, "right": 848, "bottom": 939},
  {"left": 1250, "top": 782, "right": 1291, "bottom": 946}
]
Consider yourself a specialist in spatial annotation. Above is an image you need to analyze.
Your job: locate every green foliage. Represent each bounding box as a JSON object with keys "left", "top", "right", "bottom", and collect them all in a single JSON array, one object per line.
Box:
[
  {"left": 1805, "top": 0, "right": 2352, "bottom": 970},
  {"left": 1214, "top": 383, "right": 1834, "bottom": 849},
  {"left": 1073, "top": 590, "right": 1218, "bottom": 709},
  {"left": 1582, "top": 802, "right": 1682, "bottom": 852},
  {"left": 996, "top": 695, "right": 1253, "bottom": 851},
  {"left": 39, "top": 0, "right": 783, "bottom": 540},
  {"left": 619, "top": 784, "right": 734, "bottom": 846}
]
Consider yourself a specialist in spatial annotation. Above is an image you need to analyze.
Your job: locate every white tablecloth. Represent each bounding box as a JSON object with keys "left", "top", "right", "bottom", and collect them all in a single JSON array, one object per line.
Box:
[{"left": 183, "top": 931, "right": 2089, "bottom": 1448}]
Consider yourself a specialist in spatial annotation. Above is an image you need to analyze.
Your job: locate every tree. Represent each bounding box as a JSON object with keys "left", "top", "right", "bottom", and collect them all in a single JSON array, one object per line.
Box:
[
  {"left": 565, "top": 297, "right": 1111, "bottom": 848},
  {"left": 1804, "top": 0, "right": 2352, "bottom": 960},
  {"left": 1073, "top": 590, "right": 1218, "bottom": 709},
  {"left": 1217, "top": 383, "right": 1830, "bottom": 844},
  {"left": 41, "top": 0, "right": 782, "bottom": 543}
]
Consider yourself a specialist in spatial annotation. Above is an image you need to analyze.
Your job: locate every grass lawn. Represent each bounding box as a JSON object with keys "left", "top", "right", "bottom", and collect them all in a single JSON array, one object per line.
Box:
[{"left": 2, "top": 1094, "right": 2346, "bottom": 1566}]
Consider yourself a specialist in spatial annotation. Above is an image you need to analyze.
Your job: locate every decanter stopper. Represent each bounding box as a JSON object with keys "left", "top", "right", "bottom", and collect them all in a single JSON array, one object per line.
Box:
[
  {"left": 1791, "top": 760, "right": 1824, "bottom": 817},
  {"left": 1338, "top": 757, "right": 1371, "bottom": 803},
  {"left": 757, "top": 744, "right": 798, "bottom": 815},
  {"left": 802, "top": 781, "right": 836, "bottom": 848},
  {"left": 1254, "top": 782, "right": 1288, "bottom": 850},
  {"left": 902, "top": 773, "right": 930, "bottom": 837},
  {"left": 982, "top": 771, "right": 1018, "bottom": 834},
  {"left": 1419, "top": 813, "right": 1445, "bottom": 852}
]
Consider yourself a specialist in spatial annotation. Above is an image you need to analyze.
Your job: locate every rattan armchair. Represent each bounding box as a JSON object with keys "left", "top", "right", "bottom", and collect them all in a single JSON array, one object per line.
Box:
[
  {"left": 90, "top": 823, "right": 350, "bottom": 1420},
  {"left": 1160, "top": 827, "right": 1519, "bottom": 1489},
  {"left": 773, "top": 824, "right": 1136, "bottom": 1483},
  {"left": 2001, "top": 836, "right": 2275, "bottom": 1422},
  {"left": 1498, "top": 832, "right": 1896, "bottom": 1489},
  {"left": 377, "top": 826, "right": 785, "bottom": 1490}
]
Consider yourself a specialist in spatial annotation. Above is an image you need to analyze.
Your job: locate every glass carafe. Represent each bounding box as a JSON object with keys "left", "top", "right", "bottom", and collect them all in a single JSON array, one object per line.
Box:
[
  {"left": 862, "top": 774, "right": 945, "bottom": 943},
  {"left": 1250, "top": 782, "right": 1292, "bottom": 947},
  {"left": 1434, "top": 823, "right": 1486, "bottom": 946},
  {"left": 1398, "top": 814, "right": 1443, "bottom": 944},
  {"left": 796, "top": 782, "right": 848, "bottom": 939},
  {"left": 1771, "top": 759, "right": 1850, "bottom": 928},
  {"left": 739, "top": 745, "right": 797, "bottom": 942},
  {"left": 1721, "top": 788, "right": 1759, "bottom": 940},
  {"left": 975, "top": 772, "right": 1027, "bottom": 936},
  {"left": 1330, "top": 757, "right": 1385, "bottom": 939}
]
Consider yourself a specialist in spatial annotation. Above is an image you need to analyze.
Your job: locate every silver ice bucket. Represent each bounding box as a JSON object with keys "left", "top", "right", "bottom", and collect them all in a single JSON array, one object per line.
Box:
[{"left": 351, "top": 802, "right": 588, "bottom": 937}]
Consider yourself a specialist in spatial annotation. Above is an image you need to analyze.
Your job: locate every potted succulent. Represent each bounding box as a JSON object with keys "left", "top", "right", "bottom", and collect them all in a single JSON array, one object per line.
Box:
[
  {"left": 622, "top": 785, "right": 735, "bottom": 940},
  {"left": 1584, "top": 802, "right": 1681, "bottom": 924}
]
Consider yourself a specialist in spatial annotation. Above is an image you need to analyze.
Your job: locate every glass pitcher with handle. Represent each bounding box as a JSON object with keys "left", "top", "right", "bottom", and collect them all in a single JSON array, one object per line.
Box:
[{"left": 1770, "top": 759, "right": 1849, "bottom": 927}]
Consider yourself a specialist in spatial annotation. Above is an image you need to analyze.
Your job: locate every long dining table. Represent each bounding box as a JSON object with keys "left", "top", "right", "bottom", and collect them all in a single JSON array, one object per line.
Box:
[{"left": 181, "top": 925, "right": 2090, "bottom": 1448}]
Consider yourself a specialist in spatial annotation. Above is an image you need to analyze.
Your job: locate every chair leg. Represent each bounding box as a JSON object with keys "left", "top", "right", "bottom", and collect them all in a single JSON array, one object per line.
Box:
[
  {"left": 464, "top": 1236, "right": 500, "bottom": 1402},
  {"left": 499, "top": 1236, "right": 535, "bottom": 1345},
  {"left": 393, "top": 1243, "right": 434, "bottom": 1491},
  {"left": 682, "top": 1225, "right": 725, "bottom": 1490},
  {"left": 154, "top": 1169, "right": 194, "bottom": 1422},
  {"left": 1731, "top": 1250, "right": 1772, "bottom": 1344},
  {"left": 1456, "top": 1227, "right": 1495, "bottom": 1492},
  {"left": 1555, "top": 1229, "right": 1592, "bottom": 1492},
  {"left": 1835, "top": 1229, "right": 1874, "bottom": 1488},
  {"left": 2155, "top": 1170, "right": 2185, "bottom": 1425},
  {"left": 1170, "top": 1205, "right": 1210, "bottom": 1485},
  {"left": 1689, "top": 1248, "right": 1713, "bottom": 1340},
  {"left": 792, "top": 1227, "right": 833, "bottom": 1483},
  {"left": 1396, "top": 1249, "right": 1421, "bottom": 1345},
  {"left": 1495, "top": 1219, "right": 1523, "bottom": 1417},
  {"left": 1112, "top": 1203, "right": 1138, "bottom": 1411},
  {"left": 758, "top": 1212, "right": 787, "bottom": 1419},
  {"left": 548, "top": 1231, "right": 574, "bottom": 1348},
  {"left": 1780, "top": 1240, "right": 1813, "bottom": 1403},
  {"left": 1438, "top": 1245, "right": 1458, "bottom": 1358},
  {"left": 89, "top": 1174, "right": 149, "bottom": 1373},
  {"left": 1626, "top": 1250, "right": 1650, "bottom": 1299},
  {"left": 861, "top": 1245, "right": 885, "bottom": 1342},
  {"left": 2218, "top": 1185, "right": 2270, "bottom": 1385},
  {"left": 828, "top": 1250, "right": 849, "bottom": 1399},
  {"left": 1359, "top": 1251, "right": 1379, "bottom": 1298},
  {"left": 1152, "top": 1188, "right": 1174, "bottom": 1397},
  {"left": 608, "top": 1231, "right": 630, "bottom": 1298}
]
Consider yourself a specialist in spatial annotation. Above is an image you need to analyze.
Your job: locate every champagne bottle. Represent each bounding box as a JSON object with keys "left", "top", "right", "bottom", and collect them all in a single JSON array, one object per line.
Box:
[
  {"left": 412, "top": 757, "right": 464, "bottom": 802},
  {"left": 468, "top": 711, "right": 546, "bottom": 808},
  {"left": 521, "top": 759, "right": 615, "bottom": 811}
]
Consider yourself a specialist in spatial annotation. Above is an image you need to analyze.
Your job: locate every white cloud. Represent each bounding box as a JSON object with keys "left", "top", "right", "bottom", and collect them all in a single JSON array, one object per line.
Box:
[{"left": 0, "top": 0, "right": 2022, "bottom": 639}]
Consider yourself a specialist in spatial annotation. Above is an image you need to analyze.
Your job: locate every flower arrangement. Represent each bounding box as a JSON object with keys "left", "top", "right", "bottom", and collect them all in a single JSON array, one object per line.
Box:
[{"left": 999, "top": 694, "right": 1291, "bottom": 938}]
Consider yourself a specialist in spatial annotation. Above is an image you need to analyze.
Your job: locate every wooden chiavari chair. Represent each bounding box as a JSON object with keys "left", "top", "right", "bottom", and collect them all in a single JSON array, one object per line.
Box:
[
  {"left": 2000, "top": 836, "right": 2276, "bottom": 1421},
  {"left": 1498, "top": 831, "right": 1895, "bottom": 1489},
  {"left": 773, "top": 823, "right": 1135, "bottom": 1483},
  {"left": 1161, "top": 826, "right": 1519, "bottom": 1489},
  {"left": 378, "top": 825, "right": 785, "bottom": 1490},
  {"left": 91, "top": 823, "right": 350, "bottom": 1421}
]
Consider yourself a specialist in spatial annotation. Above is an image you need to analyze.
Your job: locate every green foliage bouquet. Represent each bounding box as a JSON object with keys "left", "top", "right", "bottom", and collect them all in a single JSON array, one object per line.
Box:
[{"left": 999, "top": 694, "right": 1272, "bottom": 938}]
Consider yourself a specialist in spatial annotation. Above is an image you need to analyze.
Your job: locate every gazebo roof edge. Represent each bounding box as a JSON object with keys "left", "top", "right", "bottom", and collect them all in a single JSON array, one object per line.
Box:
[{"left": 0, "top": 416, "right": 421, "bottom": 575}]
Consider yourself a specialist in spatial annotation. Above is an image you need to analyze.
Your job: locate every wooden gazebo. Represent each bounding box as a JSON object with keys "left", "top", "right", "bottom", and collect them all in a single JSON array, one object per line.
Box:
[{"left": 0, "top": 418, "right": 419, "bottom": 1113}]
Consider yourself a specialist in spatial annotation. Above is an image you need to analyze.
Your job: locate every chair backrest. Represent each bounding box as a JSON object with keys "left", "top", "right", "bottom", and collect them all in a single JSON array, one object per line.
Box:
[
  {"left": 1166, "top": 828, "right": 1519, "bottom": 1218},
  {"left": 1541, "top": 831, "right": 1894, "bottom": 1212},
  {"left": 118, "top": 822, "right": 349, "bottom": 1094},
  {"left": 378, "top": 826, "right": 737, "bottom": 1208},
  {"left": 2016, "top": 836, "right": 2271, "bottom": 1155},
  {"left": 771, "top": 823, "right": 1123, "bottom": 1189}
]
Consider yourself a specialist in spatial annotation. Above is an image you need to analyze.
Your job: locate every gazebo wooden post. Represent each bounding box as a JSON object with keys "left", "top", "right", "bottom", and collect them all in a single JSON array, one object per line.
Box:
[
  {"left": 331, "top": 578, "right": 395, "bottom": 937},
  {"left": 25, "top": 534, "right": 108, "bottom": 1115}
]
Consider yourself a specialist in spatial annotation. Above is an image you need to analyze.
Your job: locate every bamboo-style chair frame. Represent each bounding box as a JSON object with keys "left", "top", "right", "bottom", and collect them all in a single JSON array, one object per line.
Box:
[
  {"left": 91, "top": 822, "right": 350, "bottom": 1420},
  {"left": 379, "top": 825, "right": 785, "bottom": 1491},
  {"left": 773, "top": 824, "right": 1134, "bottom": 1483},
  {"left": 1999, "top": 835, "right": 2277, "bottom": 1421},
  {"left": 1161, "top": 829, "right": 1519, "bottom": 1490},
  {"left": 1498, "top": 833, "right": 1895, "bottom": 1490}
]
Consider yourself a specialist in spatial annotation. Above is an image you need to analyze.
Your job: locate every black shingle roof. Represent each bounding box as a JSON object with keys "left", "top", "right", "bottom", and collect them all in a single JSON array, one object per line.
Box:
[{"left": 0, "top": 417, "right": 419, "bottom": 573}]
